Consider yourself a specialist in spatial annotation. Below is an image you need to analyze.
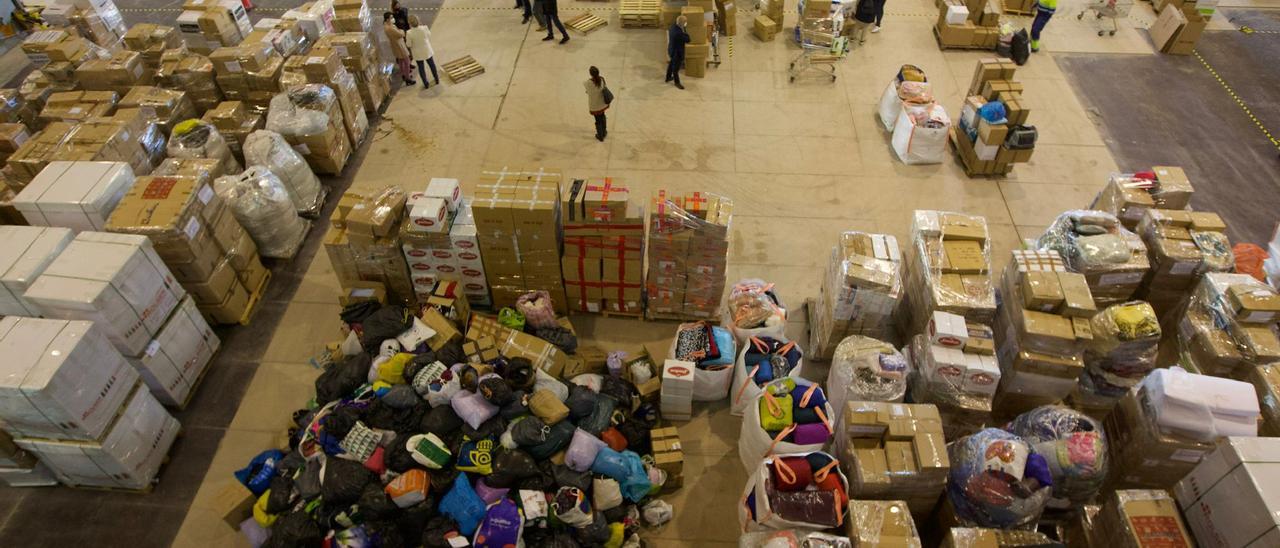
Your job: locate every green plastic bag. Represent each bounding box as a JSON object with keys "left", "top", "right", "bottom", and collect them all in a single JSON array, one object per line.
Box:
[
  {"left": 758, "top": 392, "right": 794, "bottom": 431},
  {"left": 499, "top": 307, "right": 526, "bottom": 331}
]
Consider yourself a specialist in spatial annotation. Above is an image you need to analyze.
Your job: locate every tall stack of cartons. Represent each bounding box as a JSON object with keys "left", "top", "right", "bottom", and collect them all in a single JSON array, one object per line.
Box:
[
  {"left": 202, "top": 101, "right": 264, "bottom": 160},
  {"left": 22, "top": 232, "right": 219, "bottom": 406},
  {"left": 646, "top": 191, "right": 731, "bottom": 320},
  {"left": 333, "top": 0, "right": 374, "bottom": 32},
  {"left": 836, "top": 401, "right": 950, "bottom": 518},
  {"left": 266, "top": 85, "right": 351, "bottom": 175},
  {"left": 1134, "top": 209, "right": 1232, "bottom": 315},
  {"left": 810, "top": 231, "right": 903, "bottom": 359},
  {"left": 715, "top": 0, "right": 738, "bottom": 36},
  {"left": 400, "top": 178, "right": 462, "bottom": 303},
  {"left": 1092, "top": 167, "right": 1196, "bottom": 231},
  {"left": 1176, "top": 437, "right": 1280, "bottom": 547},
  {"left": 244, "top": 18, "right": 308, "bottom": 58},
  {"left": 20, "top": 30, "right": 101, "bottom": 93},
  {"left": 13, "top": 160, "right": 134, "bottom": 232},
  {"left": 472, "top": 168, "right": 566, "bottom": 313},
  {"left": 0, "top": 226, "right": 75, "bottom": 317},
  {"left": 6, "top": 123, "right": 78, "bottom": 183},
  {"left": 282, "top": 1, "right": 337, "bottom": 46},
  {"left": 0, "top": 316, "right": 181, "bottom": 490},
  {"left": 281, "top": 47, "right": 370, "bottom": 149},
  {"left": 177, "top": 0, "right": 254, "bottom": 54},
  {"left": 37, "top": 91, "right": 119, "bottom": 126},
  {"left": 105, "top": 172, "right": 267, "bottom": 327},
  {"left": 210, "top": 41, "right": 284, "bottom": 110},
  {"left": 316, "top": 33, "right": 390, "bottom": 113},
  {"left": 327, "top": 187, "right": 415, "bottom": 305},
  {"left": 562, "top": 178, "right": 645, "bottom": 315},
  {"left": 1158, "top": 273, "right": 1280, "bottom": 379},
  {"left": 953, "top": 58, "right": 1034, "bottom": 176},
  {"left": 907, "top": 315, "right": 999, "bottom": 438},
  {"left": 156, "top": 49, "right": 224, "bottom": 113},
  {"left": 40, "top": 0, "right": 128, "bottom": 49},
  {"left": 122, "top": 24, "right": 183, "bottom": 74},
  {"left": 681, "top": 7, "right": 711, "bottom": 78},
  {"left": 118, "top": 86, "right": 198, "bottom": 137},
  {"left": 899, "top": 210, "right": 996, "bottom": 337},
  {"left": 450, "top": 198, "right": 492, "bottom": 309}
]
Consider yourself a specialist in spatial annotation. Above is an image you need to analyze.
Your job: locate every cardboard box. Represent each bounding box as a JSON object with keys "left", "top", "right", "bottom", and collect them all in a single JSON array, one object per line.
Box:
[
  {"left": 0, "top": 226, "right": 75, "bottom": 317},
  {"left": 1228, "top": 284, "right": 1280, "bottom": 324},
  {"left": 1094, "top": 489, "right": 1195, "bottom": 548},
  {"left": 199, "top": 273, "right": 251, "bottom": 324},
  {"left": 1021, "top": 271, "right": 1063, "bottom": 312},
  {"left": 129, "top": 296, "right": 218, "bottom": 407},
  {"left": 14, "top": 161, "right": 136, "bottom": 233},
  {"left": 466, "top": 314, "right": 567, "bottom": 377},
  {"left": 847, "top": 500, "right": 921, "bottom": 547},
  {"left": 936, "top": 19, "right": 977, "bottom": 47}
]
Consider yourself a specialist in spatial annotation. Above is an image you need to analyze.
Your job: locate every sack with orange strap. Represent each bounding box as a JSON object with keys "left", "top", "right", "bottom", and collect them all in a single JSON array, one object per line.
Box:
[
  {"left": 723, "top": 279, "right": 787, "bottom": 344},
  {"left": 738, "top": 451, "right": 849, "bottom": 532},
  {"left": 731, "top": 336, "right": 805, "bottom": 416},
  {"left": 738, "top": 377, "right": 833, "bottom": 471}
]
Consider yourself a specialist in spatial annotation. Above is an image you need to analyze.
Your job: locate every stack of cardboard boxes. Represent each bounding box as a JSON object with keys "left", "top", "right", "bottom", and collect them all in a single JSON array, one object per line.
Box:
[
  {"left": 953, "top": 58, "right": 1034, "bottom": 176},
  {"left": 1092, "top": 490, "right": 1196, "bottom": 547},
  {"left": 202, "top": 101, "right": 264, "bottom": 160},
  {"left": 1176, "top": 437, "right": 1280, "bottom": 547},
  {"left": 176, "top": 0, "right": 254, "bottom": 54},
  {"left": 12, "top": 160, "right": 134, "bottom": 232},
  {"left": 900, "top": 210, "right": 996, "bottom": 337},
  {"left": 1092, "top": 167, "right": 1196, "bottom": 230},
  {"left": 562, "top": 178, "right": 645, "bottom": 315},
  {"left": 847, "top": 501, "right": 923, "bottom": 547},
  {"left": 282, "top": 1, "right": 338, "bottom": 44},
  {"left": 280, "top": 47, "right": 370, "bottom": 149},
  {"left": 753, "top": 14, "right": 780, "bottom": 41},
  {"left": 400, "top": 178, "right": 463, "bottom": 302},
  {"left": 661, "top": 359, "right": 694, "bottom": 420},
  {"left": 244, "top": 18, "right": 308, "bottom": 58},
  {"left": 267, "top": 85, "right": 351, "bottom": 175},
  {"left": 837, "top": 401, "right": 950, "bottom": 518},
  {"left": 0, "top": 226, "right": 75, "bottom": 317},
  {"left": 715, "top": 0, "right": 738, "bottom": 36},
  {"left": 1104, "top": 386, "right": 1218, "bottom": 490},
  {"left": 471, "top": 168, "right": 566, "bottom": 313},
  {"left": 0, "top": 429, "right": 56, "bottom": 487},
  {"left": 993, "top": 250, "right": 1096, "bottom": 417},
  {"left": 1159, "top": 273, "right": 1280, "bottom": 379},
  {"left": 681, "top": 6, "right": 712, "bottom": 78},
  {"left": 0, "top": 316, "right": 180, "bottom": 490},
  {"left": 210, "top": 41, "right": 285, "bottom": 111},
  {"left": 327, "top": 187, "right": 415, "bottom": 305},
  {"left": 315, "top": 33, "right": 391, "bottom": 113},
  {"left": 40, "top": 0, "right": 128, "bottom": 49},
  {"left": 0, "top": 89, "right": 39, "bottom": 131},
  {"left": 36, "top": 91, "right": 118, "bottom": 127},
  {"left": 448, "top": 199, "right": 492, "bottom": 309},
  {"left": 105, "top": 171, "right": 267, "bottom": 325},
  {"left": 333, "top": 0, "right": 374, "bottom": 33},
  {"left": 1134, "top": 208, "right": 1232, "bottom": 314},
  {"left": 118, "top": 86, "right": 197, "bottom": 137},
  {"left": 646, "top": 191, "right": 731, "bottom": 320},
  {"left": 122, "top": 24, "right": 183, "bottom": 74},
  {"left": 156, "top": 49, "right": 225, "bottom": 113},
  {"left": 809, "top": 231, "right": 903, "bottom": 359},
  {"left": 1151, "top": 3, "right": 1208, "bottom": 55},
  {"left": 0, "top": 124, "right": 30, "bottom": 166},
  {"left": 466, "top": 314, "right": 569, "bottom": 377},
  {"left": 936, "top": 0, "right": 1001, "bottom": 49},
  {"left": 650, "top": 427, "right": 684, "bottom": 491},
  {"left": 907, "top": 314, "right": 999, "bottom": 437}
]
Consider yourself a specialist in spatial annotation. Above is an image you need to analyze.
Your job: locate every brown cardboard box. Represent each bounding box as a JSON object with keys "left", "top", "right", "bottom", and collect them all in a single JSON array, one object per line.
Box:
[
  {"left": 682, "top": 7, "right": 708, "bottom": 43},
  {"left": 1021, "top": 271, "right": 1063, "bottom": 312},
  {"left": 977, "top": 118, "right": 1008, "bottom": 146},
  {"left": 467, "top": 314, "right": 568, "bottom": 377},
  {"left": 339, "top": 281, "right": 386, "bottom": 307},
  {"left": 1105, "top": 390, "right": 1214, "bottom": 490},
  {"left": 1228, "top": 284, "right": 1280, "bottom": 324},
  {"left": 943, "top": 240, "right": 986, "bottom": 273},
  {"left": 421, "top": 307, "right": 462, "bottom": 351},
  {"left": 847, "top": 500, "right": 921, "bottom": 546},
  {"left": 200, "top": 272, "right": 252, "bottom": 324},
  {"left": 1056, "top": 272, "right": 1096, "bottom": 317},
  {"left": 937, "top": 19, "right": 977, "bottom": 47},
  {"left": 1094, "top": 490, "right": 1194, "bottom": 548},
  {"left": 1188, "top": 211, "right": 1227, "bottom": 232}
]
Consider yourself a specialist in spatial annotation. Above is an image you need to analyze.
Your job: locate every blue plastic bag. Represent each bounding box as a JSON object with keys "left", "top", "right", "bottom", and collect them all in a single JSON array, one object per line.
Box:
[
  {"left": 234, "top": 449, "right": 285, "bottom": 496},
  {"left": 590, "top": 448, "right": 651, "bottom": 502},
  {"left": 441, "top": 472, "right": 488, "bottom": 536}
]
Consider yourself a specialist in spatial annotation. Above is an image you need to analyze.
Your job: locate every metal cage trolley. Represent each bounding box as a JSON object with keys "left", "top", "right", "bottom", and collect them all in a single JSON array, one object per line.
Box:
[{"left": 1077, "top": 0, "right": 1133, "bottom": 36}]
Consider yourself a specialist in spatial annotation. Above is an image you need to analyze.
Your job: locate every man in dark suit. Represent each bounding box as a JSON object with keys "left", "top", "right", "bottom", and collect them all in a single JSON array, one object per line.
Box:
[
  {"left": 666, "top": 15, "right": 690, "bottom": 89},
  {"left": 542, "top": 0, "right": 570, "bottom": 43}
]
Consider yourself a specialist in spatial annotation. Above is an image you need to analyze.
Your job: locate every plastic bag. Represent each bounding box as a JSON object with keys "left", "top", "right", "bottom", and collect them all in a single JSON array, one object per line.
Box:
[
  {"left": 593, "top": 477, "right": 624, "bottom": 511},
  {"left": 516, "top": 290, "right": 558, "bottom": 329},
  {"left": 825, "top": 335, "right": 908, "bottom": 413},
  {"left": 731, "top": 337, "right": 806, "bottom": 416},
  {"left": 266, "top": 84, "right": 338, "bottom": 139},
  {"left": 739, "top": 451, "right": 849, "bottom": 531},
  {"left": 946, "top": 428, "right": 1052, "bottom": 529},
  {"left": 213, "top": 167, "right": 309, "bottom": 259},
  {"left": 235, "top": 449, "right": 285, "bottom": 496},
  {"left": 474, "top": 497, "right": 523, "bottom": 547},
  {"left": 451, "top": 390, "right": 499, "bottom": 430},
  {"left": 724, "top": 279, "right": 787, "bottom": 343},
  {"left": 168, "top": 119, "right": 243, "bottom": 173},
  {"left": 566, "top": 428, "right": 607, "bottom": 472},
  {"left": 739, "top": 378, "right": 834, "bottom": 471},
  {"left": 1006, "top": 405, "right": 1108, "bottom": 505},
  {"left": 243, "top": 129, "right": 324, "bottom": 216},
  {"left": 892, "top": 103, "right": 950, "bottom": 165},
  {"left": 316, "top": 354, "right": 371, "bottom": 405},
  {"left": 440, "top": 472, "right": 487, "bottom": 536},
  {"left": 322, "top": 457, "right": 376, "bottom": 506}
]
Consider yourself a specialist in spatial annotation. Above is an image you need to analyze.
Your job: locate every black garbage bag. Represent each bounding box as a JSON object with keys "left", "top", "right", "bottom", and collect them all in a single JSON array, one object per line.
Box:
[
  {"left": 552, "top": 464, "right": 592, "bottom": 492},
  {"left": 599, "top": 375, "right": 635, "bottom": 405},
  {"left": 296, "top": 460, "right": 323, "bottom": 500},
  {"left": 365, "top": 519, "right": 407, "bottom": 548},
  {"left": 361, "top": 400, "right": 401, "bottom": 431},
  {"left": 1011, "top": 29, "right": 1031, "bottom": 65},
  {"left": 277, "top": 450, "right": 306, "bottom": 479},
  {"left": 316, "top": 353, "right": 372, "bottom": 404},
  {"left": 529, "top": 530, "right": 582, "bottom": 548},
  {"left": 382, "top": 384, "right": 420, "bottom": 409},
  {"left": 500, "top": 391, "right": 530, "bottom": 421},
  {"left": 478, "top": 376, "right": 514, "bottom": 407},
  {"left": 393, "top": 404, "right": 430, "bottom": 438},
  {"left": 566, "top": 385, "right": 598, "bottom": 420},
  {"left": 517, "top": 467, "right": 556, "bottom": 491},
  {"left": 534, "top": 325, "right": 578, "bottom": 354},
  {"left": 403, "top": 352, "right": 439, "bottom": 381},
  {"left": 422, "top": 404, "right": 463, "bottom": 436},
  {"left": 436, "top": 340, "right": 467, "bottom": 367},
  {"left": 575, "top": 512, "right": 611, "bottom": 546},
  {"left": 527, "top": 420, "right": 575, "bottom": 460},
  {"left": 322, "top": 457, "right": 376, "bottom": 506},
  {"left": 359, "top": 482, "right": 398, "bottom": 519},
  {"left": 511, "top": 416, "right": 551, "bottom": 447},
  {"left": 461, "top": 415, "right": 507, "bottom": 441},
  {"left": 325, "top": 405, "right": 363, "bottom": 440},
  {"left": 395, "top": 497, "right": 437, "bottom": 541},
  {"left": 341, "top": 300, "right": 382, "bottom": 325},
  {"left": 265, "top": 475, "right": 296, "bottom": 514},
  {"left": 499, "top": 357, "right": 537, "bottom": 391},
  {"left": 616, "top": 421, "right": 652, "bottom": 456},
  {"left": 422, "top": 516, "right": 463, "bottom": 548},
  {"left": 360, "top": 305, "right": 413, "bottom": 352},
  {"left": 384, "top": 439, "right": 418, "bottom": 474},
  {"left": 486, "top": 448, "right": 539, "bottom": 488},
  {"left": 603, "top": 503, "right": 633, "bottom": 524},
  {"left": 430, "top": 467, "right": 460, "bottom": 493},
  {"left": 265, "top": 509, "right": 323, "bottom": 548},
  {"left": 578, "top": 396, "right": 617, "bottom": 436}
]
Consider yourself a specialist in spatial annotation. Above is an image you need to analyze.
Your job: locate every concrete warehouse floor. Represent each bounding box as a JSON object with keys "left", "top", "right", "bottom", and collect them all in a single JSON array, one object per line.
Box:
[{"left": 1, "top": 0, "right": 1280, "bottom": 546}]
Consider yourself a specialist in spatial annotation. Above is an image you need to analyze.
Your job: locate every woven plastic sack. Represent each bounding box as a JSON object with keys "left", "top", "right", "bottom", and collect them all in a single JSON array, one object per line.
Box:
[
  {"left": 243, "top": 129, "right": 323, "bottom": 215},
  {"left": 738, "top": 451, "right": 849, "bottom": 531},
  {"left": 731, "top": 337, "right": 807, "bottom": 416},
  {"left": 891, "top": 103, "right": 950, "bottom": 165},
  {"left": 516, "top": 290, "right": 558, "bottom": 329},
  {"left": 213, "top": 167, "right": 309, "bottom": 259},
  {"left": 739, "top": 377, "right": 834, "bottom": 471}
]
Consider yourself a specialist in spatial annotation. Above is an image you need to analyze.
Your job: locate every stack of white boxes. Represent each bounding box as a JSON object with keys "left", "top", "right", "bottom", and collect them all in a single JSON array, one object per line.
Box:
[
  {"left": 0, "top": 317, "right": 180, "bottom": 490},
  {"left": 22, "top": 232, "right": 219, "bottom": 407},
  {"left": 12, "top": 161, "right": 135, "bottom": 233},
  {"left": 451, "top": 198, "right": 490, "bottom": 308},
  {"left": 661, "top": 359, "right": 695, "bottom": 421},
  {"left": 0, "top": 226, "right": 75, "bottom": 317},
  {"left": 1176, "top": 437, "right": 1280, "bottom": 547},
  {"left": 921, "top": 311, "right": 1001, "bottom": 397},
  {"left": 401, "top": 178, "right": 491, "bottom": 307}
]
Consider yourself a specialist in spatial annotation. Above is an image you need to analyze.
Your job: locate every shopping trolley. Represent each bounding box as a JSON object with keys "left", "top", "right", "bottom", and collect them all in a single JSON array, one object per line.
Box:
[
  {"left": 1077, "top": 0, "right": 1133, "bottom": 36},
  {"left": 788, "top": 20, "right": 848, "bottom": 82}
]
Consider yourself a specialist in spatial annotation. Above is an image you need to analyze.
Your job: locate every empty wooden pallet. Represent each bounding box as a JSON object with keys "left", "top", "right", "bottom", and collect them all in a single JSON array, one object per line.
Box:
[
  {"left": 565, "top": 12, "right": 608, "bottom": 34},
  {"left": 619, "top": 0, "right": 661, "bottom": 28},
  {"left": 442, "top": 56, "right": 484, "bottom": 83}
]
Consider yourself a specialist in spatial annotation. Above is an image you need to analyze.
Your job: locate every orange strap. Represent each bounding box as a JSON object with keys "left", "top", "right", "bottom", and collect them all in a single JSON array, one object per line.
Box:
[
  {"left": 773, "top": 458, "right": 797, "bottom": 486},
  {"left": 750, "top": 336, "right": 768, "bottom": 353},
  {"left": 799, "top": 383, "right": 818, "bottom": 408},
  {"left": 763, "top": 389, "right": 784, "bottom": 418},
  {"left": 764, "top": 425, "right": 797, "bottom": 459},
  {"left": 735, "top": 365, "right": 760, "bottom": 405},
  {"left": 815, "top": 406, "right": 833, "bottom": 434},
  {"left": 812, "top": 460, "right": 839, "bottom": 484}
]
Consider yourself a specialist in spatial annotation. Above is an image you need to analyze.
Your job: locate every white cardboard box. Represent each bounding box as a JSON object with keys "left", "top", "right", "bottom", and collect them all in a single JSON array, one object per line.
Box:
[
  {"left": 17, "top": 386, "right": 180, "bottom": 490},
  {"left": 13, "top": 161, "right": 135, "bottom": 233},
  {"left": 454, "top": 198, "right": 474, "bottom": 226},
  {"left": 1175, "top": 437, "right": 1280, "bottom": 509},
  {"left": 24, "top": 232, "right": 186, "bottom": 357},
  {"left": 0, "top": 226, "right": 75, "bottom": 317},
  {"left": 0, "top": 317, "right": 139, "bottom": 440},
  {"left": 928, "top": 310, "right": 968, "bottom": 348},
  {"left": 408, "top": 197, "right": 448, "bottom": 233},
  {"left": 0, "top": 461, "right": 59, "bottom": 487},
  {"left": 1181, "top": 460, "right": 1280, "bottom": 548},
  {"left": 426, "top": 178, "right": 462, "bottom": 212},
  {"left": 129, "top": 296, "right": 220, "bottom": 407},
  {"left": 962, "top": 354, "right": 1000, "bottom": 396}
]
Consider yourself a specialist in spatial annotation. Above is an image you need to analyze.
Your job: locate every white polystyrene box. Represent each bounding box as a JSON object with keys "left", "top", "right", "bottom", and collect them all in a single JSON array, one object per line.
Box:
[
  {"left": 0, "top": 226, "right": 75, "bottom": 317},
  {"left": 24, "top": 232, "right": 185, "bottom": 357},
  {"left": 0, "top": 317, "right": 139, "bottom": 440},
  {"left": 13, "top": 161, "right": 135, "bottom": 233},
  {"left": 129, "top": 296, "right": 219, "bottom": 407},
  {"left": 1143, "top": 367, "right": 1260, "bottom": 442},
  {"left": 426, "top": 178, "right": 462, "bottom": 212}
]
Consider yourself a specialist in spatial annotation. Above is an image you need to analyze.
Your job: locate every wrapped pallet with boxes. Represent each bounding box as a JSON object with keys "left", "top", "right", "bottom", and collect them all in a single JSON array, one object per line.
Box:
[
  {"left": 399, "top": 178, "right": 462, "bottom": 302},
  {"left": 333, "top": 0, "right": 375, "bottom": 33},
  {"left": 12, "top": 160, "right": 134, "bottom": 232},
  {"left": 45, "top": 0, "right": 129, "bottom": 49},
  {"left": 836, "top": 401, "right": 950, "bottom": 518},
  {"left": 202, "top": 101, "right": 265, "bottom": 160},
  {"left": 899, "top": 210, "right": 996, "bottom": 337},
  {"left": 1036, "top": 210, "right": 1150, "bottom": 307},
  {"left": 211, "top": 41, "right": 285, "bottom": 111},
  {"left": 22, "top": 32, "right": 101, "bottom": 93},
  {"left": 75, "top": 50, "right": 152, "bottom": 95},
  {"left": 1066, "top": 301, "right": 1162, "bottom": 419},
  {"left": 1090, "top": 490, "right": 1195, "bottom": 548},
  {"left": 1159, "top": 273, "right": 1280, "bottom": 379},
  {"left": 472, "top": 168, "right": 566, "bottom": 313},
  {"left": 156, "top": 49, "right": 225, "bottom": 113},
  {"left": 0, "top": 88, "right": 40, "bottom": 130},
  {"left": 283, "top": 1, "right": 338, "bottom": 44},
  {"left": 646, "top": 191, "right": 731, "bottom": 320},
  {"left": 1091, "top": 167, "right": 1195, "bottom": 230},
  {"left": 6, "top": 122, "right": 77, "bottom": 183},
  {"left": 935, "top": 0, "right": 1000, "bottom": 49},
  {"left": 906, "top": 313, "right": 999, "bottom": 437},
  {"left": 1249, "top": 365, "right": 1280, "bottom": 437},
  {"left": 847, "top": 500, "right": 923, "bottom": 546},
  {"left": 562, "top": 178, "right": 645, "bottom": 315},
  {"left": 280, "top": 47, "right": 370, "bottom": 149},
  {"left": 1134, "top": 209, "right": 1232, "bottom": 314},
  {"left": 37, "top": 91, "right": 118, "bottom": 127},
  {"left": 244, "top": 18, "right": 308, "bottom": 58},
  {"left": 0, "top": 124, "right": 31, "bottom": 164},
  {"left": 0, "top": 429, "right": 57, "bottom": 487},
  {"left": 177, "top": 0, "right": 254, "bottom": 52},
  {"left": 1176, "top": 437, "right": 1280, "bottom": 547},
  {"left": 316, "top": 33, "right": 391, "bottom": 113},
  {"left": 118, "top": 86, "right": 198, "bottom": 137},
  {"left": 809, "top": 231, "right": 903, "bottom": 359},
  {"left": 953, "top": 59, "right": 1034, "bottom": 176},
  {"left": 122, "top": 24, "right": 184, "bottom": 74},
  {"left": 264, "top": 84, "right": 351, "bottom": 175},
  {"left": 0, "top": 226, "right": 75, "bottom": 317},
  {"left": 327, "top": 187, "right": 416, "bottom": 305}
]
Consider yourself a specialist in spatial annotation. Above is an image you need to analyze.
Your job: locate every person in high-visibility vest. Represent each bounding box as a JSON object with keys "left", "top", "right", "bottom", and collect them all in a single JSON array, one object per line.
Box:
[{"left": 1030, "top": 0, "right": 1057, "bottom": 52}]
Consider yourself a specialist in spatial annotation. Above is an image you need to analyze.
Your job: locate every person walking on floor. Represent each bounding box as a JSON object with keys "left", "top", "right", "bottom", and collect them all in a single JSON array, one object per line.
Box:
[
  {"left": 666, "top": 15, "right": 690, "bottom": 90},
  {"left": 848, "top": 0, "right": 877, "bottom": 46},
  {"left": 1030, "top": 0, "right": 1057, "bottom": 52},
  {"left": 585, "top": 66, "right": 611, "bottom": 141},
  {"left": 542, "top": 0, "right": 569, "bottom": 43},
  {"left": 384, "top": 12, "right": 416, "bottom": 86},
  {"left": 531, "top": 0, "right": 547, "bottom": 31},
  {"left": 391, "top": 0, "right": 410, "bottom": 31},
  {"left": 872, "top": 0, "right": 886, "bottom": 32},
  {"left": 406, "top": 15, "right": 440, "bottom": 89}
]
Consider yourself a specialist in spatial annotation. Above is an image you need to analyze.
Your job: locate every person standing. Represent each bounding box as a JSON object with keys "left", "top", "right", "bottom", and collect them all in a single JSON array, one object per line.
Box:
[
  {"left": 384, "top": 12, "right": 416, "bottom": 86},
  {"left": 849, "top": 0, "right": 877, "bottom": 46},
  {"left": 542, "top": 0, "right": 570, "bottom": 43},
  {"left": 872, "top": 0, "right": 887, "bottom": 32},
  {"left": 391, "top": 0, "right": 410, "bottom": 31},
  {"left": 666, "top": 15, "right": 690, "bottom": 90},
  {"left": 406, "top": 15, "right": 440, "bottom": 89},
  {"left": 1030, "top": 0, "right": 1057, "bottom": 52},
  {"left": 585, "top": 66, "right": 610, "bottom": 141}
]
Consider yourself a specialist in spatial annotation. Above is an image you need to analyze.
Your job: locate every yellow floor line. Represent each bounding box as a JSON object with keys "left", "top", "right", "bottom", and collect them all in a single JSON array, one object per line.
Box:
[{"left": 1194, "top": 49, "right": 1280, "bottom": 151}]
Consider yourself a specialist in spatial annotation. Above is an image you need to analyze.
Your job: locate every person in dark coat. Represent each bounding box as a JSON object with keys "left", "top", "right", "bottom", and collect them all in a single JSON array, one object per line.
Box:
[
  {"left": 848, "top": 0, "right": 878, "bottom": 45},
  {"left": 542, "top": 0, "right": 570, "bottom": 44},
  {"left": 391, "top": 0, "right": 410, "bottom": 31},
  {"left": 665, "top": 15, "right": 690, "bottom": 90}
]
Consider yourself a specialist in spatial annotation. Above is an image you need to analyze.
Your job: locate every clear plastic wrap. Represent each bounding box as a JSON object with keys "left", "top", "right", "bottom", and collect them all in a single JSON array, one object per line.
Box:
[
  {"left": 738, "top": 451, "right": 849, "bottom": 531},
  {"left": 902, "top": 210, "right": 996, "bottom": 335},
  {"left": 156, "top": 50, "right": 224, "bottom": 112},
  {"left": 834, "top": 400, "right": 949, "bottom": 516},
  {"left": 213, "top": 166, "right": 309, "bottom": 259},
  {"left": 1005, "top": 405, "right": 1108, "bottom": 505},
  {"left": 1084, "top": 301, "right": 1160, "bottom": 391},
  {"left": 945, "top": 428, "right": 1052, "bottom": 530},
  {"left": 724, "top": 278, "right": 787, "bottom": 341},
  {"left": 265, "top": 84, "right": 337, "bottom": 138},
  {"left": 1164, "top": 272, "right": 1280, "bottom": 377},
  {"left": 1036, "top": 210, "right": 1149, "bottom": 306},
  {"left": 167, "top": 119, "right": 244, "bottom": 174},
  {"left": 827, "top": 335, "right": 908, "bottom": 409},
  {"left": 119, "top": 86, "right": 197, "bottom": 135},
  {"left": 1247, "top": 364, "right": 1280, "bottom": 437},
  {"left": 906, "top": 334, "right": 993, "bottom": 438},
  {"left": 243, "top": 129, "right": 324, "bottom": 215},
  {"left": 811, "top": 231, "right": 903, "bottom": 358},
  {"left": 0, "top": 88, "right": 37, "bottom": 128},
  {"left": 1094, "top": 490, "right": 1194, "bottom": 548},
  {"left": 738, "top": 530, "right": 852, "bottom": 548},
  {"left": 847, "top": 500, "right": 922, "bottom": 547},
  {"left": 1092, "top": 171, "right": 1194, "bottom": 228},
  {"left": 646, "top": 190, "right": 732, "bottom": 320}
]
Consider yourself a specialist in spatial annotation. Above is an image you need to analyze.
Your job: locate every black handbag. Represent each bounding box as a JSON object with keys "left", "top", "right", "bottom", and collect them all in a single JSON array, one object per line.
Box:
[{"left": 602, "top": 86, "right": 614, "bottom": 105}]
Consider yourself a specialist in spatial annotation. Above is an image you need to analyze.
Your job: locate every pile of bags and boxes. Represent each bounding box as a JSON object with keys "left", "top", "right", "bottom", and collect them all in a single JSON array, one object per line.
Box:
[{"left": 936, "top": 0, "right": 1003, "bottom": 49}]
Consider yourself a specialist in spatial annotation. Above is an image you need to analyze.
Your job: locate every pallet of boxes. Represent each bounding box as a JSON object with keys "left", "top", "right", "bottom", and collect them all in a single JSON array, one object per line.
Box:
[
  {"left": 122, "top": 24, "right": 184, "bottom": 75},
  {"left": 400, "top": 178, "right": 482, "bottom": 305},
  {"left": 936, "top": 0, "right": 1002, "bottom": 49},
  {"left": 472, "top": 168, "right": 567, "bottom": 313},
  {"left": 202, "top": 101, "right": 265, "bottom": 162},
  {"left": 315, "top": 33, "right": 392, "bottom": 114},
  {"left": 243, "top": 17, "right": 309, "bottom": 59},
  {"left": 176, "top": 0, "right": 254, "bottom": 54},
  {"left": 264, "top": 83, "right": 352, "bottom": 176},
  {"left": 681, "top": 6, "right": 712, "bottom": 78},
  {"left": 211, "top": 40, "right": 285, "bottom": 112},
  {"left": 279, "top": 45, "right": 370, "bottom": 150},
  {"left": 327, "top": 187, "right": 416, "bottom": 306},
  {"left": 1150, "top": 2, "right": 1209, "bottom": 55},
  {"left": 39, "top": 0, "right": 128, "bottom": 48},
  {"left": 809, "top": 231, "right": 904, "bottom": 359},
  {"left": 1159, "top": 273, "right": 1280, "bottom": 379},
  {"left": 1133, "top": 208, "right": 1231, "bottom": 316},
  {"left": 952, "top": 58, "right": 1035, "bottom": 176},
  {"left": 1176, "top": 437, "right": 1280, "bottom": 547},
  {"left": 562, "top": 178, "right": 645, "bottom": 316},
  {"left": 646, "top": 191, "right": 731, "bottom": 321},
  {"left": 836, "top": 401, "right": 950, "bottom": 520},
  {"left": 156, "top": 48, "right": 225, "bottom": 114}
]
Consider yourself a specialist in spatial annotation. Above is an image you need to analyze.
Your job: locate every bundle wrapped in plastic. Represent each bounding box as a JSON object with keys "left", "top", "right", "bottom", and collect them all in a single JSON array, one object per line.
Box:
[
  {"left": 167, "top": 119, "right": 243, "bottom": 174},
  {"left": 901, "top": 210, "right": 996, "bottom": 335},
  {"left": 243, "top": 130, "right": 324, "bottom": 216},
  {"left": 646, "top": 190, "right": 732, "bottom": 320},
  {"left": 213, "top": 167, "right": 309, "bottom": 259},
  {"left": 811, "top": 231, "right": 903, "bottom": 358},
  {"left": 826, "top": 335, "right": 908, "bottom": 411},
  {"left": 1084, "top": 301, "right": 1160, "bottom": 393},
  {"left": 739, "top": 451, "right": 848, "bottom": 531},
  {"left": 266, "top": 84, "right": 338, "bottom": 140},
  {"left": 1036, "top": 210, "right": 1149, "bottom": 306},
  {"left": 723, "top": 279, "right": 787, "bottom": 343},
  {"left": 906, "top": 334, "right": 993, "bottom": 439},
  {"left": 1163, "top": 273, "right": 1280, "bottom": 378},
  {"left": 846, "top": 500, "right": 922, "bottom": 547},
  {"left": 945, "top": 428, "right": 1052, "bottom": 530},
  {"left": 1005, "top": 405, "right": 1108, "bottom": 505},
  {"left": 892, "top": 103, "right": 950, "bottom": 165},
  {"left": 1092, "top": 170, "right": 1195, "bottom": 229}
]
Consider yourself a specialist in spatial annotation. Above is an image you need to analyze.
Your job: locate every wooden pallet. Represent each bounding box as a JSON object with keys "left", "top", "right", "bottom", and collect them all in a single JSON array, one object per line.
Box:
[
  {"left": 644, "top": 311, "right": 721, "bottom": 324},
  {"left": 619, "top": 0, "right": 661, "bottom": 28},
  {"left": 66, "top": 427, "right": 182, "bottom": 494},
  {"left": 238, "top": 269, "right": 273, "bottom": 326},
  {"left": 1002, "top": 1, "right": 1035, "bottom": 15},
  {"left": 565, "top": 12, "right": 609, "bottom": 34},
  {"left": 442, "top": 56, "right": 485, "bottom": 84}
]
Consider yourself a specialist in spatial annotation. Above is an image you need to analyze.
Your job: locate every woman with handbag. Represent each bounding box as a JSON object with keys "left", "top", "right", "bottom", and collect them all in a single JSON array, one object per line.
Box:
[{"left": 584, "top": 66, "right": 613, "bottom": 142}]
